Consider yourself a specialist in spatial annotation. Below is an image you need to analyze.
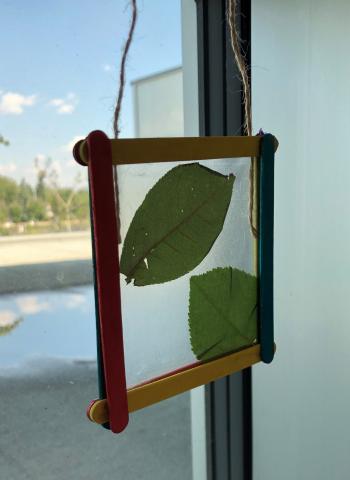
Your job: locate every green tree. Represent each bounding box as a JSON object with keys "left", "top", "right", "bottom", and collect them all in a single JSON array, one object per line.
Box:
[
  {"left": 0, "top": 135, "right": 11, "bottom": 225},
  {"left": 0, "top": 201, "right": 8, "bottom": 223},
  {"left": 0, "top": 155, "right": 89, "bottom": 234},
  {"left": 8, "top": 202, "right": 22, "bottom": 223},
  {"left": 26, "top": 199, "right": 46, "bottom": 221},
  {"left": 18, "top": 179, "right": 34, "bottom": 221},
  {"left": 34, "top": 158, "right": 47, "bottom": 200},
  {"left": 0, "top": 175, "right": 18, "bottom": 205},
  {"left": 71, "top": 190, "right": 89, "bottom": 220},
  {"left": 45, "top": 166, "right": 85, "bottom": 230}
]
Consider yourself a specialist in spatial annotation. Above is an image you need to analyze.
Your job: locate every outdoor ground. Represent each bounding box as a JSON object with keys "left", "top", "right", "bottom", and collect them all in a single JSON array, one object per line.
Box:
[
  {"left": 0, "top": 232, "right": 192, "bottom": 479},
  {"left": 0, "top": 362, "right": 192, "bottom": 480}
]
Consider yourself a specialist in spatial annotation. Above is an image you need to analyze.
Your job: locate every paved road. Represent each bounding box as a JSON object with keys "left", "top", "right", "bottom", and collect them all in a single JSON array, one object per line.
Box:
[
  {"left": 0, "top": 233, "right": 193, "bottom": 479},
  {"left": 0, "top": 362, "right": 192, "bottom": 480},
  {"left": 0, "top": 231, "right": 92, "bottom": 267}
]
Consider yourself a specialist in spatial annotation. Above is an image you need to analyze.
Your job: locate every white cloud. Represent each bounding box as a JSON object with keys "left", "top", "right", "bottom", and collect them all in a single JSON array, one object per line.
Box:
[
  {"left": 58, "top": 103, "right": 74, "bottom": 114},
  {"left": 49, "top": 98, "right": 64, "bottom": 107},
  {"left": 103, "top": 64, "right": 113, "bottom": 72},
  {"left": 62, "top": 135, "right": 84, "bottom": 153},
  {"left": 0, "top": 92, "right": 36, "bottom": 115},
  {"left": 35, "top": 153, "right": 46, "bottom": 162},
  {"left": 66, "top": 294, "right": 86, "bottom": 309},
  {"left": 17, "top": 296, "right": 50, "bottom": 315},
  {"left": 0, "top": 162, "right": 17, "bottom": 176},
  {"left": 0, "top": 311, "right": 18, "bottom": 327},
  {"left": 50, "top": 98, "right": 64, "bottom": 107},
  {"left": 48, "top": 93, "right": 78, "bottom": 114}
]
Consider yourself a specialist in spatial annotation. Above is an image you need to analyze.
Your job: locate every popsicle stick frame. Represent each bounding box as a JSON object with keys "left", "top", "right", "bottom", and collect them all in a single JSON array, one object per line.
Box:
[{"left": 73, "top": 131, "right": 277, "bottom": 434}]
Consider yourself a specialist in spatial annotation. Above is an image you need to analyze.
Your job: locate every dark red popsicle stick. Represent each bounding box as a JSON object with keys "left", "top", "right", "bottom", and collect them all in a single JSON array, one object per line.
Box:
[{"left": 87, "top": 130, "right": 128, "bottom": 433}]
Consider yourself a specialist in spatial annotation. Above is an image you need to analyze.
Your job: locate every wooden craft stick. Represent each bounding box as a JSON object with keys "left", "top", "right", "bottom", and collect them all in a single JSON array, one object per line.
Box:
[{"left": 87, "top": 343, "right": 270, "bottom": 425}]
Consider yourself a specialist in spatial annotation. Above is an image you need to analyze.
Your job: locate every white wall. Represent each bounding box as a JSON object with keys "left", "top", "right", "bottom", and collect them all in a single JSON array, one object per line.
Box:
[
  {"left": 252, "top": 2, "right": 350, "bottom": 479},
  {"left": 133, "top": 68, "right": 183, "bottom": 138}
]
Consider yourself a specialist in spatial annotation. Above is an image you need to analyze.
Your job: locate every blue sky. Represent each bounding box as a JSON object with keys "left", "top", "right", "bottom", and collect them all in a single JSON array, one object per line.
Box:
[{"left": 0, "top": 0, "right": 182, "bottom": 186}]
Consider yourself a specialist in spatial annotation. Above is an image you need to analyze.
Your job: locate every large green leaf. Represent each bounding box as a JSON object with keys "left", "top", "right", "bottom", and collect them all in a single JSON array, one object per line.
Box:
[
  {"left": 189, "top": 267, "right": 257, "bottom": 361},
  {"left": 120, "top": 163, "right": 235, "bottom": 286}
]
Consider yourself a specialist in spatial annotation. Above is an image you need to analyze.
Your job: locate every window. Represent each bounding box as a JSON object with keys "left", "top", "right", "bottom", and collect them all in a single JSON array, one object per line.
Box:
[{"left": 0, "top": 2, "right": 194, "bottom": 479}]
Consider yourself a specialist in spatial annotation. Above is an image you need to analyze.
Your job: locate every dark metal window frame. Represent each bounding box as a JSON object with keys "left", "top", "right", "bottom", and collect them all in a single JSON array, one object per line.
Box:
[{"left": 196, "top": 1, "right": 252, "bottom": 479}]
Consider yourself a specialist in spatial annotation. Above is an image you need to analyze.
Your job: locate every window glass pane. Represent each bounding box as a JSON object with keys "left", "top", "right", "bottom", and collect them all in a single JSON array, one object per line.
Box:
[{"left": 0, "top": 2, "right": 193, "bottom": 479}]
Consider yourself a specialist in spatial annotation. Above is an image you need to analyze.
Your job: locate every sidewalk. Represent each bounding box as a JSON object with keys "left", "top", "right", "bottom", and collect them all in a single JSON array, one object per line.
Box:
[
  {"left": 0, "top": 232, "right": 93, "bottom": 294},
  {"left": 0, "top": 231, "right": 92, "bottom": 267}
]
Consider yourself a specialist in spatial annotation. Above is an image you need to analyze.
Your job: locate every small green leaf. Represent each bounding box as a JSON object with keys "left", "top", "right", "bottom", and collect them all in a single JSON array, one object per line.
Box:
[
  {"left": 189, "top": 267, "right": 257, "bottom": 361},
  {"left": 120, "top": 163, "right": 235, "bottom": 286}
]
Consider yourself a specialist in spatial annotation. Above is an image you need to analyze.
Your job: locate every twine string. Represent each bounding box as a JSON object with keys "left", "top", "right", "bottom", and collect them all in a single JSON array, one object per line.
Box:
[
  {"left": 113, "top": 0, "right": 138, "bottom": 138},
  {"left": 227, "top": 0, "right": 258, "bottom": 238},
  {"left": 113, "top": 0, "right": 138, "bottom": 243}
]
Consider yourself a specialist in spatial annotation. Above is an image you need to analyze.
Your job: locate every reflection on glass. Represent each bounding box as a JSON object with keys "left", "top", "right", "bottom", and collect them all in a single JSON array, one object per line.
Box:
[
  {"left": 0, "top": 313, "right": 22, "bottom": 336},
  {"left": 0, "top": 285, "right": 192, "bottom": 480},
  {"left": 0, "top": 286, "right": 96, "bottom": 372}
]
